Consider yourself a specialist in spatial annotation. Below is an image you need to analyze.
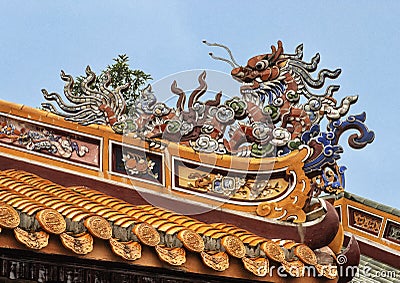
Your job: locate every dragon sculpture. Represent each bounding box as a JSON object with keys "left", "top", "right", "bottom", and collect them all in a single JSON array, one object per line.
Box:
[
  {"left": 41, "top": 66, "right": 129, "bottom": 133},
  {"left": 42, "top": 40, "right": 375, "bottom": 196}
]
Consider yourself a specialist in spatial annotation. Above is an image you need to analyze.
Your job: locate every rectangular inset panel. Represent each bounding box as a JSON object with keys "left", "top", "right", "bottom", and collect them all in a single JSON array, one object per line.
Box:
[
  {"left": 110, "top": 141, "right": 163, "bottom": 186},
  {"left": 0, "top": 113, "right": 101, "bottom": 169},
  {"left": 348, "top": 206, "right": 383, "bottom": 236},
  {"left": 172, "top": 156, "right": 296, "bottom": 205},
  {"left": 383, "top": 220, "right": 400, "bottom": 245}
]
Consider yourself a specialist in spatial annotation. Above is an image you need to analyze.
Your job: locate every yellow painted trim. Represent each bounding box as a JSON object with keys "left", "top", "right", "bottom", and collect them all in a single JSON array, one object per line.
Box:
[{"left": 328, "top": 224, "right": 344, "bottom": 254}]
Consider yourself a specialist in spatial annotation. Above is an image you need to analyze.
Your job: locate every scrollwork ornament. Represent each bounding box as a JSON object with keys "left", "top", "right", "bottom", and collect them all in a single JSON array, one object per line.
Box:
[
  {"left": 165, "top": 120, "right": 182, "bottom": 134},
  {"left": 190, "top": 134, "right": 219, "bottom": 153},
  {"left": 270, "top": 127, "right": 291, "bottom": 147},
  {"left": 242, "top": 257, "right": 269, "bottom": 277},
  {"left": 225, "top": 97, "right": 247, "bottom": 119},
  {"left": 109, "top": 237, "right": 142, "bottom": 261},
  {"left": 155, "top": 245, "right": 186, "bottom": 266},
  {"left": 14, "top": 227, "right": 49, "bottom": 250},
  {"left": 273, "top": 97, "right": 284, "bottom": 107},
  {"left": 307, "top": 98, "right": 321, "bottom": 111},
  {"left": 256, "top": 202, "right": 273, "bottom": 217},
  {"left": 60, "top": 232, "right": 93, "bottom": 255},
  {"left": 192, "top": 101, "right": 206, "bottom": 115},
  {"left": 282, "top": 260, "right": 305, "bottom": 277},
  {"left": 180, "top": 121, "right": 194, "bottom": 136},
  {"left": 200, "top": 251, "right": 229, "bottom": 271},
  {"left": 215, "top": 105, "right": 235, "bottom": 124},
  {"left": 152, "top": 103, "right": 170, "bottom": 117},
  {"left": 252, "top": 122, "right": 272, "bottom": 141}
]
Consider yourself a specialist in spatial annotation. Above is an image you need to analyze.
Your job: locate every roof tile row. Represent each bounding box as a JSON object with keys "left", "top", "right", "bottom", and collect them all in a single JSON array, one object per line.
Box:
[{"left": 0, "top": 169, "right": 338, "bottom": 279}]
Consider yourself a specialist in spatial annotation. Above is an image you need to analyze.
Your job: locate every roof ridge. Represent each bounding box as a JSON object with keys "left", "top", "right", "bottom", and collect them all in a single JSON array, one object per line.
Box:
[{"left": 344, "top": 192, "right": 400, "bottom": 218}]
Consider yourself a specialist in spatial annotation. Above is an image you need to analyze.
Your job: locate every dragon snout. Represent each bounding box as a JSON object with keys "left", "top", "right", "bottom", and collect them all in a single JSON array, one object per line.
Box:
[
  {"left": 231, "top": 66, "right": 255, "bottom": 83},
  {"left": 231, "top": 67, "right": 244, "bottom": 78}
]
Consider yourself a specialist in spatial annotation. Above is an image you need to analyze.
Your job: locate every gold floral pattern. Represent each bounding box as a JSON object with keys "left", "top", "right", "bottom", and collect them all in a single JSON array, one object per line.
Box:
[
  {"left": 133, "top": 222, "right": 160, "bottom": 247},
  {"left": 260, "top": 241, "right": 285, "bottom": 263},
  {"left": 177, "top": 229, "right": 205, "bottom": 252},
  {"left": 0, "top": 204, "right": 20, "bottom": 229},
  {"left": 84, "top": 215, "right": 112, "bottom": 240},
  {"left": 294, "top": 244, "right": 318, "bottom": 266},
  {"left": 36, "top": 209, "right": 66, "bottom": 235},
  {"left": 221, "top": 235, "right": 246, "bottom": 258}
]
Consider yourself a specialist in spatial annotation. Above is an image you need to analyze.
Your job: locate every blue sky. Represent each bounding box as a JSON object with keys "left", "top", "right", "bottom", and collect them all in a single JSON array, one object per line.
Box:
[{"left": 1, "top": 1, "right": 399, "bottom": 208}]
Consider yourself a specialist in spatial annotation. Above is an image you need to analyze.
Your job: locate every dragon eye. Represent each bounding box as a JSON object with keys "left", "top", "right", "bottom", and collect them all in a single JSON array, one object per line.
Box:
[{"left": 255, "top": 60, "right": 269, "bottom": 70}]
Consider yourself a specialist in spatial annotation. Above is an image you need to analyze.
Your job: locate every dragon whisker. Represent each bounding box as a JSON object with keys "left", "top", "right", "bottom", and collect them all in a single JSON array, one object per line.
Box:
[
  {"left": 202, "top": 40, "right": 239, "bottom": 67},
  {"left": 208, "top": 53, "right": 236, "bottom": 68}
]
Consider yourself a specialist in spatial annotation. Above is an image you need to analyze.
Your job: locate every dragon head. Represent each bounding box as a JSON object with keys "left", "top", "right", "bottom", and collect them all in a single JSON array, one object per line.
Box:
[
  {"left": 230, "top": 41, "right": 288, "bottom": 94},
  {"left": 203, "top": 40, "right": 291, "bottom": 104},
  {"left": 204, "top": 40, "right": 343, "bottom": 107}
]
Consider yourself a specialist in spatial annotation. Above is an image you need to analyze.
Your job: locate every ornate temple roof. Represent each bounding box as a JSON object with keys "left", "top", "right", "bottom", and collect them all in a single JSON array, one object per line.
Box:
[{"left": 0, "top": 39, "right": 381, "bottom": 282}]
